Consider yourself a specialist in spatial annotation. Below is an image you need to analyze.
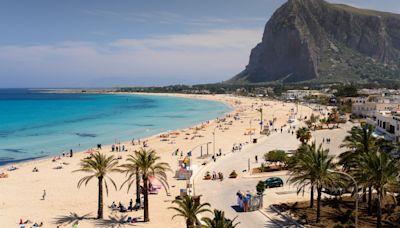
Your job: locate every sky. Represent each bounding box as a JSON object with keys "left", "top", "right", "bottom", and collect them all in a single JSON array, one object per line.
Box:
[{"left": 0, "top": 0, "right": 399, "bottom": 88}]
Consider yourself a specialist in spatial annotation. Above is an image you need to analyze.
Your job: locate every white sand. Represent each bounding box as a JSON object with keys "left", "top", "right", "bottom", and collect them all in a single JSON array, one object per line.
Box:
[{"left": 0, "top": 94, "right": 316, "bottom": 227}]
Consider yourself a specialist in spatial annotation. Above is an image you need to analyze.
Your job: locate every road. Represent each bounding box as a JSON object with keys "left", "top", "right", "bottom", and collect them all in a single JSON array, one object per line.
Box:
[{"left": 193, "top": 121, "right": 355, "bottom": 228}]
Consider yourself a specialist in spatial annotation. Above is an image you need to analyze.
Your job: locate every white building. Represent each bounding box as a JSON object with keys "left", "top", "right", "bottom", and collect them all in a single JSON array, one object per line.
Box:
[
  {"left": 352, "top": 96, "right": 400, "bottom": 118},
  {"left": 368, "top": 110, "right": 400, "bottom": 142}
]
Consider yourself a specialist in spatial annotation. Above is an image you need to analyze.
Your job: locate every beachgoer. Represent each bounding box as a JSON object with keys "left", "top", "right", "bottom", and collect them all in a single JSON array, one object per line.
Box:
[
  {"left": 129, "top": 199, "right": 133, "bottom": 211},
  {"left": 42, "top": 190, "right": 46, "bottom": 200},
  {"left": 255, "top": 155, "right": 258, "bottom": 163}
]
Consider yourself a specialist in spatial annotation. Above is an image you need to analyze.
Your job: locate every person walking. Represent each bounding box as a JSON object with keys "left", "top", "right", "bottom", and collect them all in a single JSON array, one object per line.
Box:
[
  {"left": 255, "top": 155, "right": 258, "bottom": 163},
  {"left": 42, "top": 190, "right": 46, "bottom": 200}
]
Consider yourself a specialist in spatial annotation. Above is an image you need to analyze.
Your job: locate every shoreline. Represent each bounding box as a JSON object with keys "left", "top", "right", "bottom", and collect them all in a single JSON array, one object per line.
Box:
[
  {"left": 0, "top": 92, "right": 235, "bottom": 169},
  {"left": 0, "top": 93, "right": 314, "bottom": 227}
]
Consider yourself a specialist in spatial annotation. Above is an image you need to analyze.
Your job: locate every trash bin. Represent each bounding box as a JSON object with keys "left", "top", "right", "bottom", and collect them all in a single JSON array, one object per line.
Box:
[{"left": 253, "top": 138, "right": 257, "bottom": 143}]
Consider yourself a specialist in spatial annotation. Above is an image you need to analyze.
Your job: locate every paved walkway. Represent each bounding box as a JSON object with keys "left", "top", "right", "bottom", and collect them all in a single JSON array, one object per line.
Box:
[{"left": 192, "top": 120, "right": 356, "bottom": 228}]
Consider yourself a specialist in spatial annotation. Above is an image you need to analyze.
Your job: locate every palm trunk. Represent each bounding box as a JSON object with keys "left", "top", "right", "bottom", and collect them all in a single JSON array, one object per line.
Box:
[
  {"left": 316, "top": 186, "right": 322, "bottom": 224},
  {"left": 186, "top": 219, "right": 194, "bottom": 228},
  {"left": 136, "top": 167, "right": 140, "bottom": 205},
  {"left": 377, "top": 193, "right": 382, "bottom": 228},
  {"left": 368, "top": 185, "right": 372, "bottom": 216},
  {"left": 310, "top": 185, "right": 314, "bottom": 208},
  {"left": 362, "top": 187, "right": 367, "bottom": 202},
  {"left": 143, "top": 175, "right": 149, "bottom": 222},
  {"left": 97, "top": 176, "right": 104, "bottom": 219}
]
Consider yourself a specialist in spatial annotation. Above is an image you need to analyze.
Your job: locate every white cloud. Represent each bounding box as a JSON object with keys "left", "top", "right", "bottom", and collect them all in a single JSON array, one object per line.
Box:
[
  {"left": 113, "top": 29, "right": 261, "bottom": 50},
  {"left": 0, "top": 28, "right": 263, "bottom": 87},
  {"left": 82, "top": 9, "right": 266, "bottom": 27}
]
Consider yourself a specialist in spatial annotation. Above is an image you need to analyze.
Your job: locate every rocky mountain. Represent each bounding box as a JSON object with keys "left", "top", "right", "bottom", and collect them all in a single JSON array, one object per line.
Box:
[{"left": 229, "top": 0, "right": 400, "bottom": 84}]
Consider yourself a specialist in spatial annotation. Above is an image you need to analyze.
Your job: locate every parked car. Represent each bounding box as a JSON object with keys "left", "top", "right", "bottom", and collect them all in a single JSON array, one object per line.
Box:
[{"left": 264, "top": 177, "right": 283, "bottom": 188}]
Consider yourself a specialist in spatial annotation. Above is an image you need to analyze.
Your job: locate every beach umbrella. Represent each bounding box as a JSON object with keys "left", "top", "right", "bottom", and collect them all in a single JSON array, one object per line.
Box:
[{"left": 85, "top": 148, "right": 95, "bottom": 154}]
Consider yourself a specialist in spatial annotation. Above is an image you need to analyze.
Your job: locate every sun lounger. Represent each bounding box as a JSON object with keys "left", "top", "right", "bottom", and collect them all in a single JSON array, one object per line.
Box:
[
  {"left": 8, "top": 166, "right": 17, "bottom": 171},
  {"left": 149, "top": 188, "right": 159, "bottom": 194},
  {"left": 152, "top": 184, "right": 162, "bottom": 189}
]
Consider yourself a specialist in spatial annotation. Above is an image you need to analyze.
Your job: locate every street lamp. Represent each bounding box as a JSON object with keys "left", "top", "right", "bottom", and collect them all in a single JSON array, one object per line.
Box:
[
  {"left": 328, "top": 169, "right": 358, "bottom": 228},
  {"left": 213, "top": 126, "right": 218, "bottom": 156},
  {"left": 186, "top": 141, "right": 211, "bottom": 196},
  {"left": 189, "top": 141, "right": 212, "bottom": 158},
  {"left": 257, "top": 107, "right": 263, "bottom": 133}
]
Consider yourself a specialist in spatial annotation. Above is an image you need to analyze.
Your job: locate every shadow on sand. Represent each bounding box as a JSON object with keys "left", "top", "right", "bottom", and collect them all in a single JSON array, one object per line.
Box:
[
  {"left": 53, "top": 212, "right": 93, "bottom": 226},
  {"left": 231, "top": 205, "right": 244, "bottom": 213},
  {"left": 54, "top": 212, "right": 142, "bottom": 228},
  {"left": 94, "top": 214, "right": 141, "bottom": 228}
]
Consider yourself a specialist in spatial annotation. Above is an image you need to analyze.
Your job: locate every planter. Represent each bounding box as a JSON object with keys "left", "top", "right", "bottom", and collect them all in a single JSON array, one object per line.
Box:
[
  {"left": 204, "top": 171, "right": 212, "bottom": 180},
  {"left": 229, "top": 170, "right": 238, "bottom": 178}
]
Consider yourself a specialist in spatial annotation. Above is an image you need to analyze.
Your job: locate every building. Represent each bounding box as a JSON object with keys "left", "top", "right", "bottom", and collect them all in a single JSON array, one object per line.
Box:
[
  {"left": 370, "top": 110, "right": 400, "bottom": 142},
  {"left": 282, "top": 89, "right": 330, "bottom": 101},
  {"left": 351, "top": 96, "right": 400, "bottom": 118}
]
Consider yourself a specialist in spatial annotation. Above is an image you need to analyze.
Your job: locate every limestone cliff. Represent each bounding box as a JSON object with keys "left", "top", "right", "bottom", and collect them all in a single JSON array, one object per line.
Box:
[{"left": 229, "top": 0, "right": 400, "bottom": 84}]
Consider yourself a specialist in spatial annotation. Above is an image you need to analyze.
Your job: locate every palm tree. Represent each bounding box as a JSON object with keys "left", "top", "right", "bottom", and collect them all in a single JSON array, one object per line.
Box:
[
  {"left": 352, "top": 151, "right": 400, "bottom": 228},
  {"left": 74, "top": 152, "right": 120, "bottom": 219},
  {"left": 119, "top": 151, "right": 141, "bottom": 207},
  {"left": 339, "top": 123, "right": 378, "bottom": 214},
  {"left": 169, "top": 195, "right": 211, "bottom": 228},
  {"left": 121, "top": 148, "right": 171, "bottom": 222},
  {"left": 201, "top": 209, "right": 240, "bottom": 228},
  {"left": 339, "top": 123, "right": 377, "bottom": 169},
  {"left": 288, "top": 142, "right": 338, "bottom": 223},
  {"left": 296, "top": 127, "right": 312, "bottom": 144},
  {"left": 329, "top": 109, "right": 339, "bottom": 127},
  {"left": 288, "top": 143, "right": 315, "bottom": 208}
]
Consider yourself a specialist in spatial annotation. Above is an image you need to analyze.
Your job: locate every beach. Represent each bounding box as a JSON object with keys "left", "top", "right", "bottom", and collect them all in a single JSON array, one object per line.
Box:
[{"left": 0, "top": 93, "right": 315, "bottom": 227}]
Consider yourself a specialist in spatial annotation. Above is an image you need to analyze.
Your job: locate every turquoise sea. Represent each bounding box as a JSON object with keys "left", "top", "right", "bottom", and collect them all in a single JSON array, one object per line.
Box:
[{"left": 0, "top": 89, "right": 231, "bottom": 165}]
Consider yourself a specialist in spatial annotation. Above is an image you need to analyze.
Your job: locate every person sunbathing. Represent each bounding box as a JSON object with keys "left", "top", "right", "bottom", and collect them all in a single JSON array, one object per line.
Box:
[
  {"left": 126, "top": 217, "right": 137, "bottom": 223},
  {"left": 19, "top": 219, "right": 32, "bottom": 224},
  {"left": 118, "top": 202, "right": 127, "bottom": 212},
  {"left": 32, "top": 222, "right": 43, "bottom": 227}
]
